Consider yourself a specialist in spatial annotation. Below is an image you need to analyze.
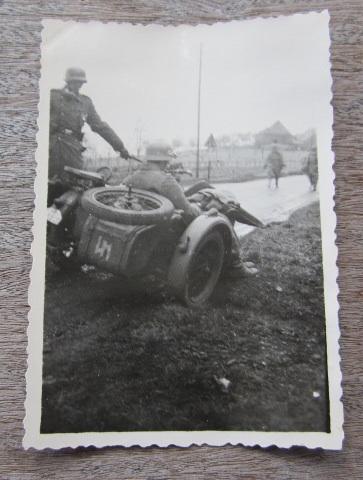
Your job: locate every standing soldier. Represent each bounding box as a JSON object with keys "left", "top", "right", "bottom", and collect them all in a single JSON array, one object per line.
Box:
[
  {"left": 264, "top": 142, "right": 285, "bottom": 189},
  {"left": 302, "top": 145, "right": 319, "bottom": 191},
  {"left": 48, "top": 67, "right": 129, "bottom": 185}
]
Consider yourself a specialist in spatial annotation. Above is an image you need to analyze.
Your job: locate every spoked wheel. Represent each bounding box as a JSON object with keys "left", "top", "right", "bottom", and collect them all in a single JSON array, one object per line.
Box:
[
  {"left": 81, "top": 187, "right": 174, "bottom": 225},
  {"left": 181, "top": 231, "right": 224, "bottom": 307}
]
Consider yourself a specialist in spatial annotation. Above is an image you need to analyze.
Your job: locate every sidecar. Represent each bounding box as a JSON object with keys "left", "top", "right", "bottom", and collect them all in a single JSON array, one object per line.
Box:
[{"left": 73, "top": 185, "right": 236, "bottom": 307}]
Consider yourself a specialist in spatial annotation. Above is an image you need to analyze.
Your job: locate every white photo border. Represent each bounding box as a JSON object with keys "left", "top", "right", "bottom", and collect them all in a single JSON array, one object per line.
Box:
[{"left": 24, "top": 11, "right": 344, "bottom": 450}]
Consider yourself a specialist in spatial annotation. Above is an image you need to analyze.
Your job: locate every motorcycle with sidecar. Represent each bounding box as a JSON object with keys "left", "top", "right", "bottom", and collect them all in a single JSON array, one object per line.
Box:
[{"left": 47, "top": 166, "right": 262, "bottom": 307}]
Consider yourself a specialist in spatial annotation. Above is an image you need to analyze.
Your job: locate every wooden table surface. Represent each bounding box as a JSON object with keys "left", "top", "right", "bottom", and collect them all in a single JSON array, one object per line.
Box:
[{"left": 0, "top": 1, "right": 362, "bottom": 478}]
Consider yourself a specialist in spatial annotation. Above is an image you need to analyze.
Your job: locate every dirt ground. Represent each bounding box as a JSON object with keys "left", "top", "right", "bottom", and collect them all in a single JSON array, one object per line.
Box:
[{"left": 41, "top": 201, "right": 329, "bottom": 433}]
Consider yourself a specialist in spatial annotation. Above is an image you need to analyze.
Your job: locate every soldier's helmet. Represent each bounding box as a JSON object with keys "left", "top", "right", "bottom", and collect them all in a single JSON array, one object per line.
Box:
[
  {"left": 144, "top": 143, "right": 177, "bottom": 163},
  {"left": 65, "top": 67, "right": 87, "bottom": 83}
]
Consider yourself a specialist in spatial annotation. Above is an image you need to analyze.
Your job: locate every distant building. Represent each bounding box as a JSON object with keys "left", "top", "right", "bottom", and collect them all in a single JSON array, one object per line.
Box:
[{"left": 255, "top": 121, "right": 295, "bottom": 147}]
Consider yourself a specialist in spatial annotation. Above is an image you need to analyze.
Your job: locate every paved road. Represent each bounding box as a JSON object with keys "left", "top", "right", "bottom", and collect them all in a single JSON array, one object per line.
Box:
[{"left": 216, "top": 174, "right": 319, "bottom": 236}]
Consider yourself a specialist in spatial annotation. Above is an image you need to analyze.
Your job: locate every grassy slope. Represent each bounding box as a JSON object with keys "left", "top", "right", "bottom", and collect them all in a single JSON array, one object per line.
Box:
[{"left": 41, "top": 201, "right": 328, "bottom": 433}]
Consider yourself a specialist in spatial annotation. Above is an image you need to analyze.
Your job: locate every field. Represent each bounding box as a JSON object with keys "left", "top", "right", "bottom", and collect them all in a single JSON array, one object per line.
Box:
[{"left": 41, "top": 202, "right": 329, "bottom": 433}]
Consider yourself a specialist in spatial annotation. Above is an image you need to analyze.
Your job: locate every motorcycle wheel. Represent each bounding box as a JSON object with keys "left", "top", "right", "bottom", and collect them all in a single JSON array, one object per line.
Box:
[
  {"left": 173, "top": 230, "right": 224, "bottom": 307},
  {"left": 81, "top": 187, "right": 174, "bottom": 225}
]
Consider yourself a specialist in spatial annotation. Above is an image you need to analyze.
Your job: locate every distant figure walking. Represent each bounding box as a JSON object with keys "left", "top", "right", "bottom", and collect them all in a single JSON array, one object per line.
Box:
[
  {"left": 302, "top": 146, "right": 319, "bottom": 191},
  {"left": 264, "top": 145, "right": 285, "bottom": 189}
]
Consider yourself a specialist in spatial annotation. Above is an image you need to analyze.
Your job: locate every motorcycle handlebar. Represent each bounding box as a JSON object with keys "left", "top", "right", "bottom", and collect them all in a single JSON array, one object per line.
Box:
[{"left": 123, "top": 154, "right": 192, "bottom": 177}]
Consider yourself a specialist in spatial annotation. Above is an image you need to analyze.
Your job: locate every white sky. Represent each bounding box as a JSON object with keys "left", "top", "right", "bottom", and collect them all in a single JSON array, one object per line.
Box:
[{"left": 41, "top": 13, "right": 332, "bottom": 156}]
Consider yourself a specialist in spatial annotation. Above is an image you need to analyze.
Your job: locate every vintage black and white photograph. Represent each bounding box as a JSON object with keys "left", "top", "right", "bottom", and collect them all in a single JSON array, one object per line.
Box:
[{"left": 25, "top": 12, "right": 343, "bottom": 449}]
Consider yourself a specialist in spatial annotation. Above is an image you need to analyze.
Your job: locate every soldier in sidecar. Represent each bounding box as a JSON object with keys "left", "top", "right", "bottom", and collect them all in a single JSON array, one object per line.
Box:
[
  {"left": 123, "top": 144, "right": 260, "bottom": 279},
  {"left": 123, "top": 144, "right": 201, "bottom": 224}
]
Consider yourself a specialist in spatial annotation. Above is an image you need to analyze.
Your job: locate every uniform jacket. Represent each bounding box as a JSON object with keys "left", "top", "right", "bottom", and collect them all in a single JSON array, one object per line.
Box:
[
  {"left": 304, "top": 150, "right": 318, "bottom": 176},
  {"left": 49, "top": 88, "right": 125, "bottom": 152},
  {"left": 265, "top": 147, "right": 285, "bottom": 174},
  {"left": 123, "top": 164, "right": 200, "bottom": 224}
]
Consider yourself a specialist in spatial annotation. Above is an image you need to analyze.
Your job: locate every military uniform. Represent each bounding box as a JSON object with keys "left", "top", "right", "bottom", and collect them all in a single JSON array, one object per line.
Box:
[
  {"left": 123, "top": 163, "right": 201, "bottom": 224},
  {"left": 264, "top": 146, "right": 285, "bottom": 187},
  {"left": 303, "top": 147, "right": 318, "bottom": 190},
  {"left": 49, "top": 87, "right": 127, "bottom": 179},
  {"left": 125, "top": 142, "right": 258, "bottom": 278}
]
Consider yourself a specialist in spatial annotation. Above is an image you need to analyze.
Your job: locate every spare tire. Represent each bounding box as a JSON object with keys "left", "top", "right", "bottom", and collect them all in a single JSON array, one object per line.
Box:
[{"left": 81, "top": 187, "right": 175, "bottom": 225}]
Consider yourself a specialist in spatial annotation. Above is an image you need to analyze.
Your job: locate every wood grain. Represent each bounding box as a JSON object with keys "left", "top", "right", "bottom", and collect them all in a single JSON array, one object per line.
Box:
[{"left": 0, "top": 0, "right": 362, "bottom": 478}]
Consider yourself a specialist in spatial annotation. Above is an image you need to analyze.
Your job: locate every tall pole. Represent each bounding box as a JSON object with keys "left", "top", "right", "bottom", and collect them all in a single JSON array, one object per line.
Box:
[{"left": 196, "top": 44, "right": 202, "bottom": 178}]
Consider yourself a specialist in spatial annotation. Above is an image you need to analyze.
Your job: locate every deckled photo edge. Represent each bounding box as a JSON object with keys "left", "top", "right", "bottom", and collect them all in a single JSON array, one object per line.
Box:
[
  {"left": 24, "top": 19, "right": 50, "bottom": 449},
  {"left": 24, "top": 10, "right": 343, "bottom": 450}
]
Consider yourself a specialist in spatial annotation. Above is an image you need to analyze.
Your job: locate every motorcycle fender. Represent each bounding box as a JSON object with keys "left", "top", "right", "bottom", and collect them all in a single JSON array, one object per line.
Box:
[{"left": 167, "top": 212, "right": 233, "bottom": 293}]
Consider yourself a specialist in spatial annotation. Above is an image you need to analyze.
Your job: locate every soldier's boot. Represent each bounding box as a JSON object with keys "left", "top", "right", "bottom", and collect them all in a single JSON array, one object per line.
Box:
[
  {"left": 223, "top": 228, "right": 259, "bottom": 279},
  {"left": 227, "top": 239, "right": 259, "bottom": 279},
  {"left": 227, "top": 260, "right": 259, "bottom": 279}
]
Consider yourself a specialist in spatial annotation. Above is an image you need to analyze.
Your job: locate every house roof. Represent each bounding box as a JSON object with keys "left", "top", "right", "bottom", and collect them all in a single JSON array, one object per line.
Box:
[{"left": 257, "top": 121, "right": 294, "bottom": 138}]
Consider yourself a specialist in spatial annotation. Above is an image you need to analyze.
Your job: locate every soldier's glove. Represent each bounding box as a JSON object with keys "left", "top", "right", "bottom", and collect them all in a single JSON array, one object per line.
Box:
[{"left": 118, "top": 148, "right": 130, "bottom": 160}]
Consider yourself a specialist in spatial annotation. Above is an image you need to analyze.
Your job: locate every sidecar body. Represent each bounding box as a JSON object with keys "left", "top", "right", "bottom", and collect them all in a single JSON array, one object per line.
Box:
[{"left": 73, "top": 186, "right": 235, "bottom": 307}]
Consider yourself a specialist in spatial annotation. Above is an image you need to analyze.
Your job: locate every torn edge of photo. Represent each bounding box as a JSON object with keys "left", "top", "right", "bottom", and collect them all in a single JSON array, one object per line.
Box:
[{"left": 24, "top": 10, "right": 343, "bottom": 450}]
